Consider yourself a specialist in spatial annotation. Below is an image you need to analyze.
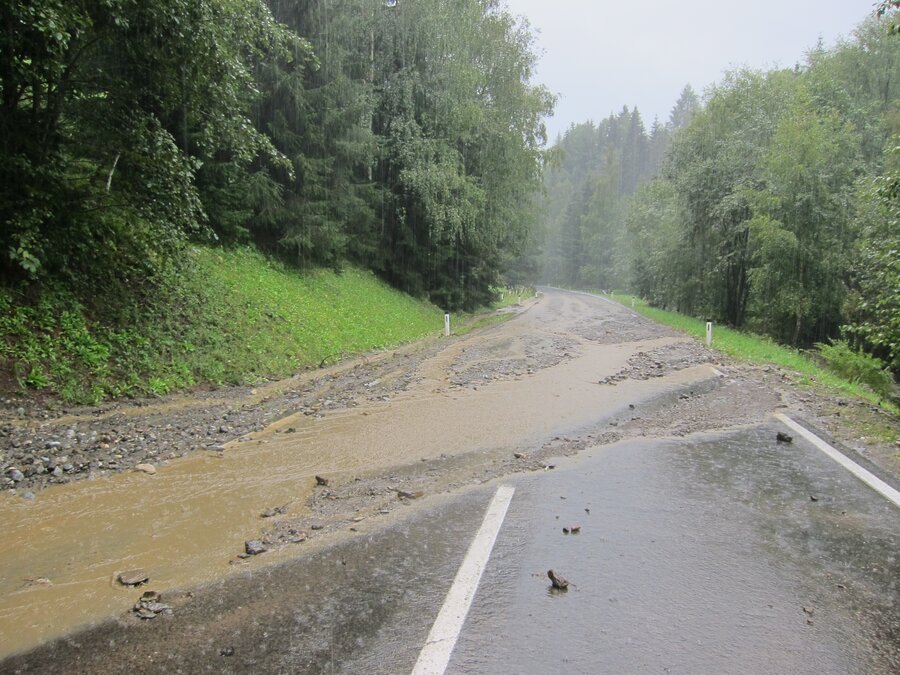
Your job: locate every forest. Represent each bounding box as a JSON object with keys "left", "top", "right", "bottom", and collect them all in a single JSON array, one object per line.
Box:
[
  {"left": 1, "top": 0, "right": 552, "bottom": 313},
  {"left": 3, "top": 1, "right": 899, "bottom": 400},
  {"left": 540, "top": 15, "right": 900, "bottom": 375}
]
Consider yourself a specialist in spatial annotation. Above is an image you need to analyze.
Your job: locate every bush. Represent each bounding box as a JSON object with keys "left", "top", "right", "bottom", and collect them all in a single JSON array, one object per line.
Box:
[{"left": 816, "top": 340, "right": 896, "bottom": 400}]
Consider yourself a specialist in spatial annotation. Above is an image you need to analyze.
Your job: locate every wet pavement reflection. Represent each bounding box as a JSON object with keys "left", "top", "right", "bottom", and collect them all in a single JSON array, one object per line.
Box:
[{"left": 451, "top": 425, "right": 899, "bottom": 673}]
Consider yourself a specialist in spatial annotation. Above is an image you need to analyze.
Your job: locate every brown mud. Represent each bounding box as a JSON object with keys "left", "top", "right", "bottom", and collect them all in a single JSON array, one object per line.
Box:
[{"left": 0, "top": 288, "right": 897, "bottom": 660}]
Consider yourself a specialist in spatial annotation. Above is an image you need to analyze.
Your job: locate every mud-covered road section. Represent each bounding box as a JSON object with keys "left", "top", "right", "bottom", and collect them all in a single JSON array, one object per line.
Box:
[{"left": 0, "top": 288, "right": 897, "bottom": 662}]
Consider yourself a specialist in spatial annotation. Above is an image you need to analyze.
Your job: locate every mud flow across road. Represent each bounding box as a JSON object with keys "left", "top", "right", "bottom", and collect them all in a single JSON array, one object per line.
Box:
[{"left": 0, "top": 288, "right": 896, "bottom": 667}]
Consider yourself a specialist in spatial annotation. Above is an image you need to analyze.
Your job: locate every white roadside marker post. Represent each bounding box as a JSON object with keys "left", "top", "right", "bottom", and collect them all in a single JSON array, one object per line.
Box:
[
  {"left": 444, "top": 313, "right": 451, "bottom": 337},
  {"left": 706, "top": 321, "right": 713, "bottom": 347}
]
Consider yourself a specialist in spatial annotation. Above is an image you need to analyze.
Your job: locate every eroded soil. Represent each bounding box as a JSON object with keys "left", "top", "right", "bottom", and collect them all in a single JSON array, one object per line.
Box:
[{"left": 0, "top": 288, "right": 897, "bottom": 660}]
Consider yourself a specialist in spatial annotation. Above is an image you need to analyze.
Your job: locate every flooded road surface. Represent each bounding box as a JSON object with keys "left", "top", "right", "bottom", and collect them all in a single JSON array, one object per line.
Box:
[
  {"left": 0, "top": 289, "right": 716, "bottom": 658},
  {"left": 451, "top": 425, "right": 900, "bottom": 674},
  {"left": 5, "top": 423, "right": 897, "bottom": 673}
]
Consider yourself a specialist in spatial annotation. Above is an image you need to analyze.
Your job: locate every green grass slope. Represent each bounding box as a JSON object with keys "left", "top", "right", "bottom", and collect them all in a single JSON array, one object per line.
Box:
[
  {"left": 611, "top": 292, "right": 897, "bottom": 414},
  {"left": 0, "top": 248, "right": 443, "bottom": 403}
]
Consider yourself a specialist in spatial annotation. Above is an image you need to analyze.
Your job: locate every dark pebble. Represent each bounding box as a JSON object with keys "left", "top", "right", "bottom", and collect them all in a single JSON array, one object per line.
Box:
[{"left": 245, "top": 539, "right": 267, "bottom": 555}]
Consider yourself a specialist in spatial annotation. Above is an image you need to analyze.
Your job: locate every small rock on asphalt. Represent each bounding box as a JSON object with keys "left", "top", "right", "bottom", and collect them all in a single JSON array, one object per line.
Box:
[
  {"left": 132, "top": 590, "right": 172, "bottom": 619},
  {"left": 547, "top": 569, "right": 569, "bottom": 590},
  {"left": 776, "top": 432, "right": 793, "bottom": 443},
  {"left": 315, "top": 475, "right": 329, "bottom": 486},
  {"left": 245, "top": 539, "right": 267, "bottom": 555},
  {"left": 395, "top": 489, "right": 424, "bottom": 500},
  {"left": 134, "top": 463, "right": 157, "bottom": 475},
  {"left": 118, "top": 569, "right": 150, "bottom": 586}
]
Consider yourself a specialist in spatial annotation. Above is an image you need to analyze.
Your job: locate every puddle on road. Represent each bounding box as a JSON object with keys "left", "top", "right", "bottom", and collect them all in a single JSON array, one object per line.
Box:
[{"left": 0, "top": 292, "right": 717, "bottom": 658}]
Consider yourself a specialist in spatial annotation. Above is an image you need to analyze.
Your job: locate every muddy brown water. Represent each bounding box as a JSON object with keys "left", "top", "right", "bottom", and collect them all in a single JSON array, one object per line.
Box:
[{"left": 0, "top": 291, "right": 719, "bottom": 658}]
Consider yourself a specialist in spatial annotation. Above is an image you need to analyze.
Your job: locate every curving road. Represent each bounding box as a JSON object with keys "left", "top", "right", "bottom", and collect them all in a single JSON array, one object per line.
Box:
[{"left": 2, "top": 288, "right": 898, "bottom": 673}]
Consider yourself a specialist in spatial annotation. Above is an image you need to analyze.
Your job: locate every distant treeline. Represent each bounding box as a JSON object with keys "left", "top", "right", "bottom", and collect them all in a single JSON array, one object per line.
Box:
[
  {"left": 1, "top": 0, "right": 552, "bottom": 312},
  {"left": 542, "top": 16, "right": 900, "bottom": 371}
]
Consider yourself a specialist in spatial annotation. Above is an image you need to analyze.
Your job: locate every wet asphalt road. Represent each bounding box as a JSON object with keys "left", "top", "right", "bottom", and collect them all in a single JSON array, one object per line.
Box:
[
  {"left": 450, "top": 423, "right": 899, "bottom": 674},
  {"left": 6, "top": 421, "right": 898, "bottom": 674}
]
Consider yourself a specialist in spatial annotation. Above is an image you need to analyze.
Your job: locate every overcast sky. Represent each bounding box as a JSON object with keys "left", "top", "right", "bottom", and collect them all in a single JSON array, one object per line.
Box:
[{"left": 503, "top": 0, "right": 880, "bottom": 141}]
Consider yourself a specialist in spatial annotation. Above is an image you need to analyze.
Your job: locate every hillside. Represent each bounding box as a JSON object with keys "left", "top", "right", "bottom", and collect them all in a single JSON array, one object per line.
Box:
[{"left": 0, "top": 248, "right": 444, "bottom": 403}]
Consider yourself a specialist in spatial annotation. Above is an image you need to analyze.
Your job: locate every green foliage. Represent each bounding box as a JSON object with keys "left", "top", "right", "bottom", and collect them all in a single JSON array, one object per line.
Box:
[
  {"left": 877, "top": 2, "right": 900, "bottom": 34},
  {"left": 541, "top": 105, "right": 669, "bottom": 290},
  {"left": 615, "top": 293, "right": 898, "bottom": 413},
  {"left": 0, "top": 247, "right": 442, "bottom": 402},
  {"left": 254, "top": 0, "right": 552, "bottom": 310},
  {"left": 843, "top": 165, "right": 900, "bottom": 370},
  {"left": 744, "top": 92, "right": 860, "bottom": 345},
  {"left": 0, "top": 0, "right": 303, "bottom": 297},
  {"left": 816, "top": 340, "right": 895, "bottom": 399},
  {"left": 581, "top": 15, "right": 900, "bottom": 373}
]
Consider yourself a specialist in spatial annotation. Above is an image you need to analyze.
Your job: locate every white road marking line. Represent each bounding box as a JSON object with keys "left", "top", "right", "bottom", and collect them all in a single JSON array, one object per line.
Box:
[
  {"left": 775, "top": 413, "right": 900, "bottom": 508},
  {"left": 411, "top": 485, "right": 516, "bottom": 675}
]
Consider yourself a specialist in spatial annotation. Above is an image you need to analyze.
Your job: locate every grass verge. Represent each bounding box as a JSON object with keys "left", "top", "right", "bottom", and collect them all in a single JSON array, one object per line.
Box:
[
  {"left": 0, "top": 247, "right": 444, "bottom": 403},
  {"left": 609, "top": 292, "right": 898, "bottom": 416}
]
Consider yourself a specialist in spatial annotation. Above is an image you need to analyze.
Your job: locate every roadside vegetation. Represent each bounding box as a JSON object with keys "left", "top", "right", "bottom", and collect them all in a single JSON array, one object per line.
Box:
[
  {"left": 1, "top": 0, "right": 550, "bottom": 403},
  {"left": 612, "top": 293, "right": 898, "bottom": 414},
  {"left": 0, "top": 248, "right": 442, "bottom": 404},
  {"left": 540, "top": 12, "right": 900, "bottom": 383},
  {"left": 2, "top": 0, "right": 550, "bottom": 315}
]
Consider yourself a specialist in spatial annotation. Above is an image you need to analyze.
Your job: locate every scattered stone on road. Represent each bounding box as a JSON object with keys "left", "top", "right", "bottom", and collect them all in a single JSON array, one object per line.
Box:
[
  {"left": 134, "top": 464, "right": 156, "bottom": 475},
  {"left": 132, "top": 590, "right": 172, "bottom": 619},
  {"left": 777, "top": 432, "right": 793, "bottom": 443},
  {"left": 260, "top": 503, "right": 290, "bottom": 518},
  {"left": 547, "top": 569, "right": 569, "bottom": 590},
  {"left": 244, "top": 540, "right": 267, "bottom": 556},
  {"left": 315, "top": 475, "right": 329, "bottom": 486},
  {"left": 117, "top": 569, "right": 149, "bottom": 586},
  {"left": 394, "top": 488, "right": 424, "bottom": 500}
]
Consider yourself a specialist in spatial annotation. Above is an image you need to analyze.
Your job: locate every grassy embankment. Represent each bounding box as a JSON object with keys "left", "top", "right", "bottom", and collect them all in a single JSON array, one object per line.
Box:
[
  {"left": 595, "top": 292, "right": 898, "bottom": 418},
  {"left": 1, "top": 248, "right": 451, "bottom": 403},
  {"left": 454, "top": 286, "right": 536, "bottom": 335}
]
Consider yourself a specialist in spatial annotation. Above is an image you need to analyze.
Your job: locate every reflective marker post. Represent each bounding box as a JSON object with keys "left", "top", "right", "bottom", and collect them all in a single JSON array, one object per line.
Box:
[
  {"left": 706, "top": 321, "right": 713, "bottom": 347},
  {"left": 444, "top": 313, "right": 451, "bottom": 337}
]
